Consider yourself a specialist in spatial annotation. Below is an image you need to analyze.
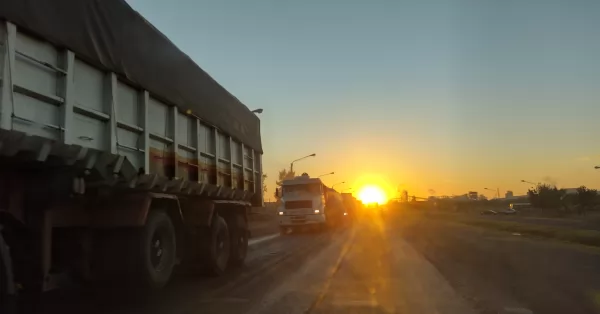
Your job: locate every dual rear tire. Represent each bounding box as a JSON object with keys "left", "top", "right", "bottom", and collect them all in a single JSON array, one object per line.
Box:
[
  {"left": 0, "top": 230, "right": 17, "bottom": 314},
  {"left": 199, "top": 213, "right": 248, "bottom": 276},
  {"left": 136, "top": 210, "right": 248, "bottom": 288}
]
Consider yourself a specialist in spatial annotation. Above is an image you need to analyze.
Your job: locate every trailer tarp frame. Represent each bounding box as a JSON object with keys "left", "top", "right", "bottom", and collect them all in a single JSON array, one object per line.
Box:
[{"left": 0, "top": 0, "right": 262, "bottom": 152}]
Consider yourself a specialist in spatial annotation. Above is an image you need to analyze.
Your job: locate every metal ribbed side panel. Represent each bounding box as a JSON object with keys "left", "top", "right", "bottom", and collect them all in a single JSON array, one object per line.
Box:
[{"left": 0, "top": 21, "right": 262, "bottom": 204}]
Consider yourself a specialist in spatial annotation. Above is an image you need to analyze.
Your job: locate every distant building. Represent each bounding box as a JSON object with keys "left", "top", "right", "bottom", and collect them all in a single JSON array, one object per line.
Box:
[
  {"left": 453, "top": 194, "right": 470, "bottom": 201},
  {"left": 505, "top": 190, "right": 514, "bottom": 199},
  {"left": 563, "top": 188, "right": 578, "bottom": 195},
  {"left": 468, "top": 191, "right": 478, "bottom": 200},
  {"left": 401, "top": 190, "right": 409, "bottom": 203}
]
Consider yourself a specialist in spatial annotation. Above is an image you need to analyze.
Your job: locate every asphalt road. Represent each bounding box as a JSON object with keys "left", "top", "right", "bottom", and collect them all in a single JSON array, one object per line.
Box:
[{"left": 39, "top": 211, "right": 600, "bottom": 314}]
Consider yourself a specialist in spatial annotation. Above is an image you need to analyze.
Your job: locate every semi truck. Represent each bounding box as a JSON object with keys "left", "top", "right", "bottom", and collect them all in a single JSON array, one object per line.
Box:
[
  {"left": 0, "top": 0, "right": 263, "bottom": 309},
  {"left": 341, "top": 192, "right": 360, "bottom": 221},
  {"left": 277, "top": 174, "right": 346, "bottom": 233}
]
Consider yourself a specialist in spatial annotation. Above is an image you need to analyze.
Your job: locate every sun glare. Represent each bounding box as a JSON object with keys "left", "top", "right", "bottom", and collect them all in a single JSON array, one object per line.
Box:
[{"left": 357, "top": 185, "right": 387, "bottom": 205}]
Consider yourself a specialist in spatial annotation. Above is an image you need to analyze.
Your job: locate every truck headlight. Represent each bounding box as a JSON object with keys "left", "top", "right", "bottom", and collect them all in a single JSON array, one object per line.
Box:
[
  {"left": 314, "top": 209, "right": 320, "bottom": 214},
  {"left": 278, "top": 211, "right": 284, "bottom": 216}
]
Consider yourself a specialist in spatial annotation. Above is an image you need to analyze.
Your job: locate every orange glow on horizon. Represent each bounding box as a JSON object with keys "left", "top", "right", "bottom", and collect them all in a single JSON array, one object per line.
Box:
[{"left": 357, "top": 185, "right": 388, "bottom": 205}]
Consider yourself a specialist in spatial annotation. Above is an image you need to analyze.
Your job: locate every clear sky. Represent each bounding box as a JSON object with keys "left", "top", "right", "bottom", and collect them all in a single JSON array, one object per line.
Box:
[{"left": 127, "top": 0, "right": 600, "bottom": 200}]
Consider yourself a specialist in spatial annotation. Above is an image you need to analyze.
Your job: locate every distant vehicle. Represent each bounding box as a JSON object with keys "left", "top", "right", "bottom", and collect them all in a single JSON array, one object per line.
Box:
[
  {"left": 500, "top": 209, "right": 518, "bottom": 215},
  {"left": 481, "top": 209, "right": 498, "bottom": 215},
  {"left": 276, "top": 174, "right": 346, "bottom": 234},
  {"left": 341, "top": 193, "right": 359, "bottom": 221},
  {"left": 510, "top": 203, "right": 531, "bottom": 211},
  {"left": 368, "top": 202, "right": 380, "bottom": 208}
]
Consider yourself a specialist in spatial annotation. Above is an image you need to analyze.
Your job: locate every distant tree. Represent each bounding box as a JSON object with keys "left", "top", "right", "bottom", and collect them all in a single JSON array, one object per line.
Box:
[
  {"left": 276, "top": 168, "right": 295, "bottom": 186},
  {"left": 575, "top": 185, "right": 597, "bottom": 214},
  {"left": 527, "top": 183, "right": 565, "bottom": 209},
  {"left": 576, "top": 186, "right": 597, "bottom": 205},
  {"left": 478, "top": 195, "right": 488, "bottom": 201},
  {"left": 274, "top": 168, "right": 295, "bottom": 200},
  {"left": 262, "top": 173, "right": 268, "bottom": 193}
]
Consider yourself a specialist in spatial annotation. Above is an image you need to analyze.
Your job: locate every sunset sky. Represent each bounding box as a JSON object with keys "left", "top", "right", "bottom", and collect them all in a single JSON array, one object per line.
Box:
[{"left": 127, "top": 0, "right": 600, "bottom": 200}]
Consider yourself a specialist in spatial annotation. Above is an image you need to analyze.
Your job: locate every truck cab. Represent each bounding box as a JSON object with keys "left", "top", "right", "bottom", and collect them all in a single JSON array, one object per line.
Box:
[{"left": 277, "top": 174, "right": 344, "bottom": 233}]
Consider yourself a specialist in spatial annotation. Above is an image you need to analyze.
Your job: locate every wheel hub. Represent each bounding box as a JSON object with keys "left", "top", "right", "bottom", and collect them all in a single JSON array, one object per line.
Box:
[{"left": 151, "top": 233, "right": 166, "bottom": 270}]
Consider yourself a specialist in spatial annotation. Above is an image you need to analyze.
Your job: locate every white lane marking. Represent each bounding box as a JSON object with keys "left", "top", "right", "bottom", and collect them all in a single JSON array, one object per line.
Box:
[{"left": 249, "top": 233, "right": 279, "bottom": 246}]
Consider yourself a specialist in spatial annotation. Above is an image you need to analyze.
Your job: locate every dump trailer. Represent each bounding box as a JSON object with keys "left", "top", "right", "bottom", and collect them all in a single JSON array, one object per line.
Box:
[{"left": 0, "top": 0, "right": 263, "bottom": 307}]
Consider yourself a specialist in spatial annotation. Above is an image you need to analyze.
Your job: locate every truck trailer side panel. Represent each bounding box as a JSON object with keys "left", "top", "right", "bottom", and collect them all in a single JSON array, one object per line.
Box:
[
  {"left": 0, "top": 21, "right": 262, "bottom": 205},
  {"left": 0, "top": 0, "right": 262, "bottom": 153}
]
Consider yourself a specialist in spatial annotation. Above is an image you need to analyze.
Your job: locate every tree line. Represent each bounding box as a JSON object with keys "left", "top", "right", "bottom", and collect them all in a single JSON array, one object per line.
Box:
[{"left": 527, "top": 184, "right": 598, "bottom": 214}]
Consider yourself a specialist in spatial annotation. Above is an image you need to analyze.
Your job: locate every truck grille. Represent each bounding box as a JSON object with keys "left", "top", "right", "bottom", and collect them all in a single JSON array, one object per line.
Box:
[{"left": 285, "top": 200, "right": 312, "bottom": 209}]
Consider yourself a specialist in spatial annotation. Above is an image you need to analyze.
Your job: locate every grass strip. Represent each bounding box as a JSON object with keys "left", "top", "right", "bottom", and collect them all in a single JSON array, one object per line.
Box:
[{"left": 455, "top": 218, "right": 600, "bottom": 247}]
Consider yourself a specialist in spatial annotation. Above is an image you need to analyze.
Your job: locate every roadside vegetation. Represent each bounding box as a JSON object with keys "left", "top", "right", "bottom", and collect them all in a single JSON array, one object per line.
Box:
[
  {"left": 424, "top": 183, "right": 600, "bottom": 219},
  {"left": 393, "top": 184, "right": 600, "bottom": 247},
  {"left": 453, "top": 216, "right": 600, "bottom": 248}
]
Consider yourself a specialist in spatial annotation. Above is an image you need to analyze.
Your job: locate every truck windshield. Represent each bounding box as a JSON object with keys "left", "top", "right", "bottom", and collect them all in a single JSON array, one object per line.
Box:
[{"left": 282, "top": 183, "right": 321, "bottom": 195}]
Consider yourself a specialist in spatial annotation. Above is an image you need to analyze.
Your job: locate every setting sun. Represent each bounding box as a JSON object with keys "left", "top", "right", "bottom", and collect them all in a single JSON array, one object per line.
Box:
[{"left": 357, "top": 185, "right": 387, "bottom": 205}]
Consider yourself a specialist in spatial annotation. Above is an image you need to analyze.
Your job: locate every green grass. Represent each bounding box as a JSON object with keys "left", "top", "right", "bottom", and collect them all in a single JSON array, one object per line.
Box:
[{"left": 454, "top": 217, "right": 600, "bottom": 247}]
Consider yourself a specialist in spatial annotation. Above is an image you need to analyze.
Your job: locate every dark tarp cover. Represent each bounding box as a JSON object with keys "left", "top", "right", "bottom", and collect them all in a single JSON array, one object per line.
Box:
[{"left": 0, "top": 0, "right": 262, "bottom": 152}]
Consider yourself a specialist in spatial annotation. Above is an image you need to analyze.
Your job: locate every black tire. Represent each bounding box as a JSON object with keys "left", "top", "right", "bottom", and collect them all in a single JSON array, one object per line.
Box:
[
  {"left": 0, "top": 231, "right": 17, "bottom": 314},
  {"left": 137, "top": 211, "right": 177, "bottom": 289},
  {"left": 203, "top": 215, "right": 231, "bottom": 276},
  {"left": 229, "top": 214, "right": 248, "bottom": 267}
]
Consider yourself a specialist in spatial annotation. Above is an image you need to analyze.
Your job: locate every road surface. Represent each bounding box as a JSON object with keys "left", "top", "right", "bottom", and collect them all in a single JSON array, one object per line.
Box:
[{"left": 39, "top": 211, "right": 600, "bottom": 314}]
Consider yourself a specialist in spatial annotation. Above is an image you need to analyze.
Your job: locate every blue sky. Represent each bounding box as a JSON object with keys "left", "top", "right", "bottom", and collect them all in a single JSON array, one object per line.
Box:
[{"left": 127, "top": 0, "right": 600, "bottom": 199}]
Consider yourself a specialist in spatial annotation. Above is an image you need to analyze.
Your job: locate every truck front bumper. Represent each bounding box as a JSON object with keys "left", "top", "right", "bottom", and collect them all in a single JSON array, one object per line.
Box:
[{"left": 279, "top": 214, "right": 326, "bottom": 226}]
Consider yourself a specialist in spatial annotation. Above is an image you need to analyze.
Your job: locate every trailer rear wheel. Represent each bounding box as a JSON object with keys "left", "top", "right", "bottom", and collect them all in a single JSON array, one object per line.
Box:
[
  {"left": 138, "top": 211, "right": 176, "bottom": 289},
  {"left": 204, "top": 216, "right": 231, "bottom": 275},
  {"left": 228, "top": 214, "right": 248, "bottom": 267},
  {"left": 0, "top": 231, "right": 17, "bottom": 314}
]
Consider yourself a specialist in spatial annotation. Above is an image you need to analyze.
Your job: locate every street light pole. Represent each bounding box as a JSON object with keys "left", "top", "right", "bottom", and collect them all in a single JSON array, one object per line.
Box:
[
  {"left": 318, "top": 172, "right": 334, "bottom": 178},
  {"left": 290, "top": 153, "right": 316, "bottom": 174},
  {"left": 484, "top": 187, "right": 499, "bottom": 199},
  {"left": 332, "top": 181, "right": 345, "bottom": 190},
  {"left": 521, "top": 179, "right": 536, "bottom": 185}
]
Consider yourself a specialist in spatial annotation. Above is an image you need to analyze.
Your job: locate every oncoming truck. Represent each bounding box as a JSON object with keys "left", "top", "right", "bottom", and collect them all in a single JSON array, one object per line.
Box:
[
  {"left": 0, "top": 0, "right": 263, "bottom": 309},
  {"left": 277, "top": 174, "right": 346, "bottom": 233}
]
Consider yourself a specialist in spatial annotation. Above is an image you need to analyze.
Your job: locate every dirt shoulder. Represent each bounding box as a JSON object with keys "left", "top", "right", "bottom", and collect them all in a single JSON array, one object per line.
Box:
[{"left": 392, "top": 211, "right": 600, "bottom": 314}]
